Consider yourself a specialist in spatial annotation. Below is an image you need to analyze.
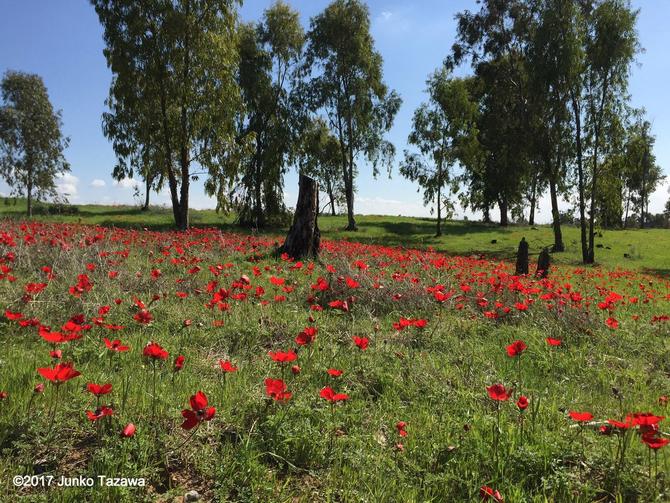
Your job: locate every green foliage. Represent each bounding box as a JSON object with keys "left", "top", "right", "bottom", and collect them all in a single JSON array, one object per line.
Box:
[
  {"left": 450, "top": 0, "right": 536, "bottom": 226},
  {"left": 0, "top": 70, "right": 70, "bottom": 216},
  {"left": 297, "top": 117, "right": 345, "bottom": 217},
  {"left": 92, "top": 0, "right": 242, "bottom": 230},
  {"left": 400, "top": 69, "right": 477, "bottom": 236},
  {"left": 303, "top": 0, "right": 401, "bottom": 231},
  {"left": 583, "top": 0, "right": 640, "bottom": 260},
  {"left": 449, "top": 0, "right": 648, "bottom": 264},
  {"left": 229, "top": 1, "right": 305, "bottom": 228}
]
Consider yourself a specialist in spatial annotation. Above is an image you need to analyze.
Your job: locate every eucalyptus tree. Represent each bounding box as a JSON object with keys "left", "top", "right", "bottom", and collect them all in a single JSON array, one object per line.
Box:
[
  {"left": 526, "top": 0, "right": 581, "bottom": 251},
  {"left": 0, "top": 71, "right": 70, "bottom": 217},
  {"left": 92, "top": 0, "right": 241, "bottom": 230},
  {"left": 400, "top": 69, "right": 478, "bottom": 236},
  {"left": 233, "top": 1, "right": 304, "bottom": 227},
  {"left": 303, "top": 0, "right": 401, "bottom": 231},
  {"left": 583, "top": 0, "right": 639, "bottom": 261},
  {"left": 298, "top": 117, "right": 345, "bottom": 217},
  {"left": 622, "top": 116, "right": 663, "bottom": 228},
  {"left": 449, "top": 0, "right": 535, "bottom": 226}
]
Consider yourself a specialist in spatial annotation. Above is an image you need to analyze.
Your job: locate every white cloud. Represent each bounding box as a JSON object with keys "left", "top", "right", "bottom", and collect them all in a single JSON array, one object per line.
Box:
[
  {"left": 373, "top": 7, "right": 411, "bottom": 34},
  {"left": 90, "top": 179, "right": 106, "bottom": 188},
  {"left": 356, "top": 196, "right": 428, "bottom": 217},
  {"left": 113, "top": 177, "right": 139, "bottom": 190},
  {"left": 55, "top": 173, "right": 79, "bottom": 198}
]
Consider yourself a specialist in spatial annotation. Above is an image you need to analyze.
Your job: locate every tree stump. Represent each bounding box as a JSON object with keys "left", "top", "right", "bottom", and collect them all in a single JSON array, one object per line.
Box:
[
  {"left": 278, "top": 174, "right": 320, "bottom": 259},
  {"left": 536, "top": 247, "right": 551, "bottom": 278},
  {"left": 515, "top": 237, "right": 529, "bottom": 275}
]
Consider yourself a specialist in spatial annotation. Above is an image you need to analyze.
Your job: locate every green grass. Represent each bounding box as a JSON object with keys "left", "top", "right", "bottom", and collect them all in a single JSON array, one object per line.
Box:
[
  {"left": 0, "top": 219, "right": 668, "bottom": 501},
  {"left": 1, "top": 198, "right": 668, "bottom": 274}
]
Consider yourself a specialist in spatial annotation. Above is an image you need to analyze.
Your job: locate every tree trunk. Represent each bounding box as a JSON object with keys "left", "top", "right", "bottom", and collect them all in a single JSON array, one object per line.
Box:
[
  {"left": 167, "top": 173, "right": 183, "bottom": 229},
  {"left": 329, "top": 192, "right": 336, "bottom": 216},
  {"left": 436, "top": 162, "right": 442, "bottom": 237},
  {"left": 640, "top": 142, "right": 649, "bottom": 229},
  {"left": 436, "top": 186, "right": 442, "bottom": 237},
  {"left": 27, "top": 165, "right": 33, "bottom": 218},
  {"left": 325, "top": 179, "right": 336, "bottom": 216},
  {"left": 549, "top": 177, "right": 564, "bottom": 252},
  {"left": 623, "top": 192, "right": 630, "bottom": 228},
  {"left": 142, "top": 176, "right": 151, "bottom": 211},
  {"left": 528, "top": 169, "right": 538, "bottom": 226},
  {"left": 254, "top": 146, "right": 264, "bottom": 228},
  {"left": 345, "top": 114, "right": 357, "bottom": 231},
  {"left": 178, "top": 181, "right": 189, "bottom": 231},
  {"left": 515, "top": 237, "right": 529, "bottom": 275},
  {"left": 499, "top": 197, "right": 508, "bottom": 227},
  {"left": 178, "top": 142, "right": 190, "bottom": 231},
  {"left": 536, "top": 248, "right": 550, "bottom": 279},
  {"left": 587, "top": 141, "right": 598, "bottom": 264},
  {"left": 587, "top": 77, "right": 609, "bottom": 264},
  {"left": 483, "top": 204, "right": 491, "bottom": 223},
  {"left": 571, "top": 91, "right": 588, "bottom": 263},
  {"left": 278, "top": 174, "right": 320, "bottom": 259},
  {"left": 344, "top": 170, "right": 356, "bottom": 231}
]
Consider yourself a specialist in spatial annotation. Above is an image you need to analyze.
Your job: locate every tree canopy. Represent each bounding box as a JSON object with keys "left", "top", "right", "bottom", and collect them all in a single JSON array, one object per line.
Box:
[
  {"left": 0, "top": 70, "right": 70, "bottom": 217},
  {"left": 92, "top": 0, "right": 242, "bottom": 230},
  {"left": 303, "top": 0, "right": 401, "bottom": 231}
]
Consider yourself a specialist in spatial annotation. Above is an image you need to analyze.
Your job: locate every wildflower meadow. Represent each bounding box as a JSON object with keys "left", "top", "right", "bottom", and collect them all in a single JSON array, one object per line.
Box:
[{"left": 0, "top": 220, "right": 668, "bottom": 501}]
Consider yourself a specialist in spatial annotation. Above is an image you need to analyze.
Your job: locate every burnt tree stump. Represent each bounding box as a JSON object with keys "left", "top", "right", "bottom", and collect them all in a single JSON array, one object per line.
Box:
[
  {"left": 278, "top": 174, "right": 320, "bottom": 259},
  {"left": 536, "top": 247, "right": 551, "bottom": 278},
  {"left": 515, "top": 237, "right": 529, "bottom": 275}
]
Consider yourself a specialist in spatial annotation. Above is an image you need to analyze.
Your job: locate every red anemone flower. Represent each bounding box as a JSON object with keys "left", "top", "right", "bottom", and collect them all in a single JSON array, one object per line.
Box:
[
  {"left": 516, "top": 395, "right": 529, "bottom": 410},
  {"left": 86, "top": 383, "right": 112, "bottom": 396},
  {"left": 121, "top": 423, "right": 136, "bottom": 437},
  {"left": 133, "top": 309, "right": 153, "bottom": 324},
  {"left": 629, "top": 412, "right": 665, "bottom": 426},
  {"left": 396, "top": 421, "right": 408, "bottom": 437},
  {"left": 327, "top": 368, "right": 343, "bottom": 377},
  {"left": 143, "top": 341, "right": 168, "bottom": 360},
  {"left": 268, "top": 350, "right": 297, "bottom": 363},
  {"left": 320, "top": 386, "right": 349, "bottom": 403},
  {"left": 546, "top": 338, "right": 562, "bottom": 347},
  {"left": 37, "top": 362, "right": 81, "bottom": 385},
  {"left": 264, "top": 378, "right": 292, "bottom": 401},
  {"left": 352, "top": 336, "right": 369, "bottom": 351},
  {"left": 605, "top": 317, "right": 619, "bottom": 329},
  {"left": 295, "top": 326, "right": 317, "bottom": 346},
  {"left": 174, "top": 355, "right": 185, "bottom": 372},
  {"left": 86, "top": 405, "right": 114, "bottom": 421},
  {"left": 181, "top": 391, "right": 216, "bottom": 430},
  {"left": 480, "top": 485, "right": 504, "bottom": 502},
  {"left": 568, "top": 411, "right": 594, "bottom": 422},
  {"left": 219, "top": 360, "right": 238, "bottom": 373},
  {"left": 486, "top": 384, "right": 511, "bottom": 402},
  {"left": 104, "top": 338, "right": 130, "bottom": 352},
  {"left": 642, "top": 432, "right": 670, "bottom": 450},
  {"left": 506, "top": 340, "right": 527, "bottom": 357},
  {"left": 607, "top": 417, "right": 634, "bottom": 430}
]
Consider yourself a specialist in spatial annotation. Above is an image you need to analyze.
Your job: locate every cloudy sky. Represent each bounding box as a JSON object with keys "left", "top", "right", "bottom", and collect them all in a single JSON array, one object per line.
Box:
[{"left": 1, "top": 0, "right": 668, "bottom": 223}]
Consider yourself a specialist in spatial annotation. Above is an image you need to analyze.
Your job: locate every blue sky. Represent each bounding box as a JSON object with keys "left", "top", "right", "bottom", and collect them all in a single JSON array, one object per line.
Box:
[{"left": 0, "top": 0, "right": 668, "bottom": 222}]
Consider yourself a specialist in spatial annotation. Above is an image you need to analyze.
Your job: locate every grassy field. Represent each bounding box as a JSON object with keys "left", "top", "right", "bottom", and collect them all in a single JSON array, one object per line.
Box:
[
  {"left": 0, "top": 215, "right": 668, "bottom": 502},
  {"left": 0, "top": 199, "right": 668, "bottom": 274}
]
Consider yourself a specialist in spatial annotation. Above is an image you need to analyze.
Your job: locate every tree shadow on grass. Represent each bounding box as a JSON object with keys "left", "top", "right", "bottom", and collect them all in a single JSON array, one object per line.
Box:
[{"left": 641, "top": 268, "right": 670, "bottom": 279}]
